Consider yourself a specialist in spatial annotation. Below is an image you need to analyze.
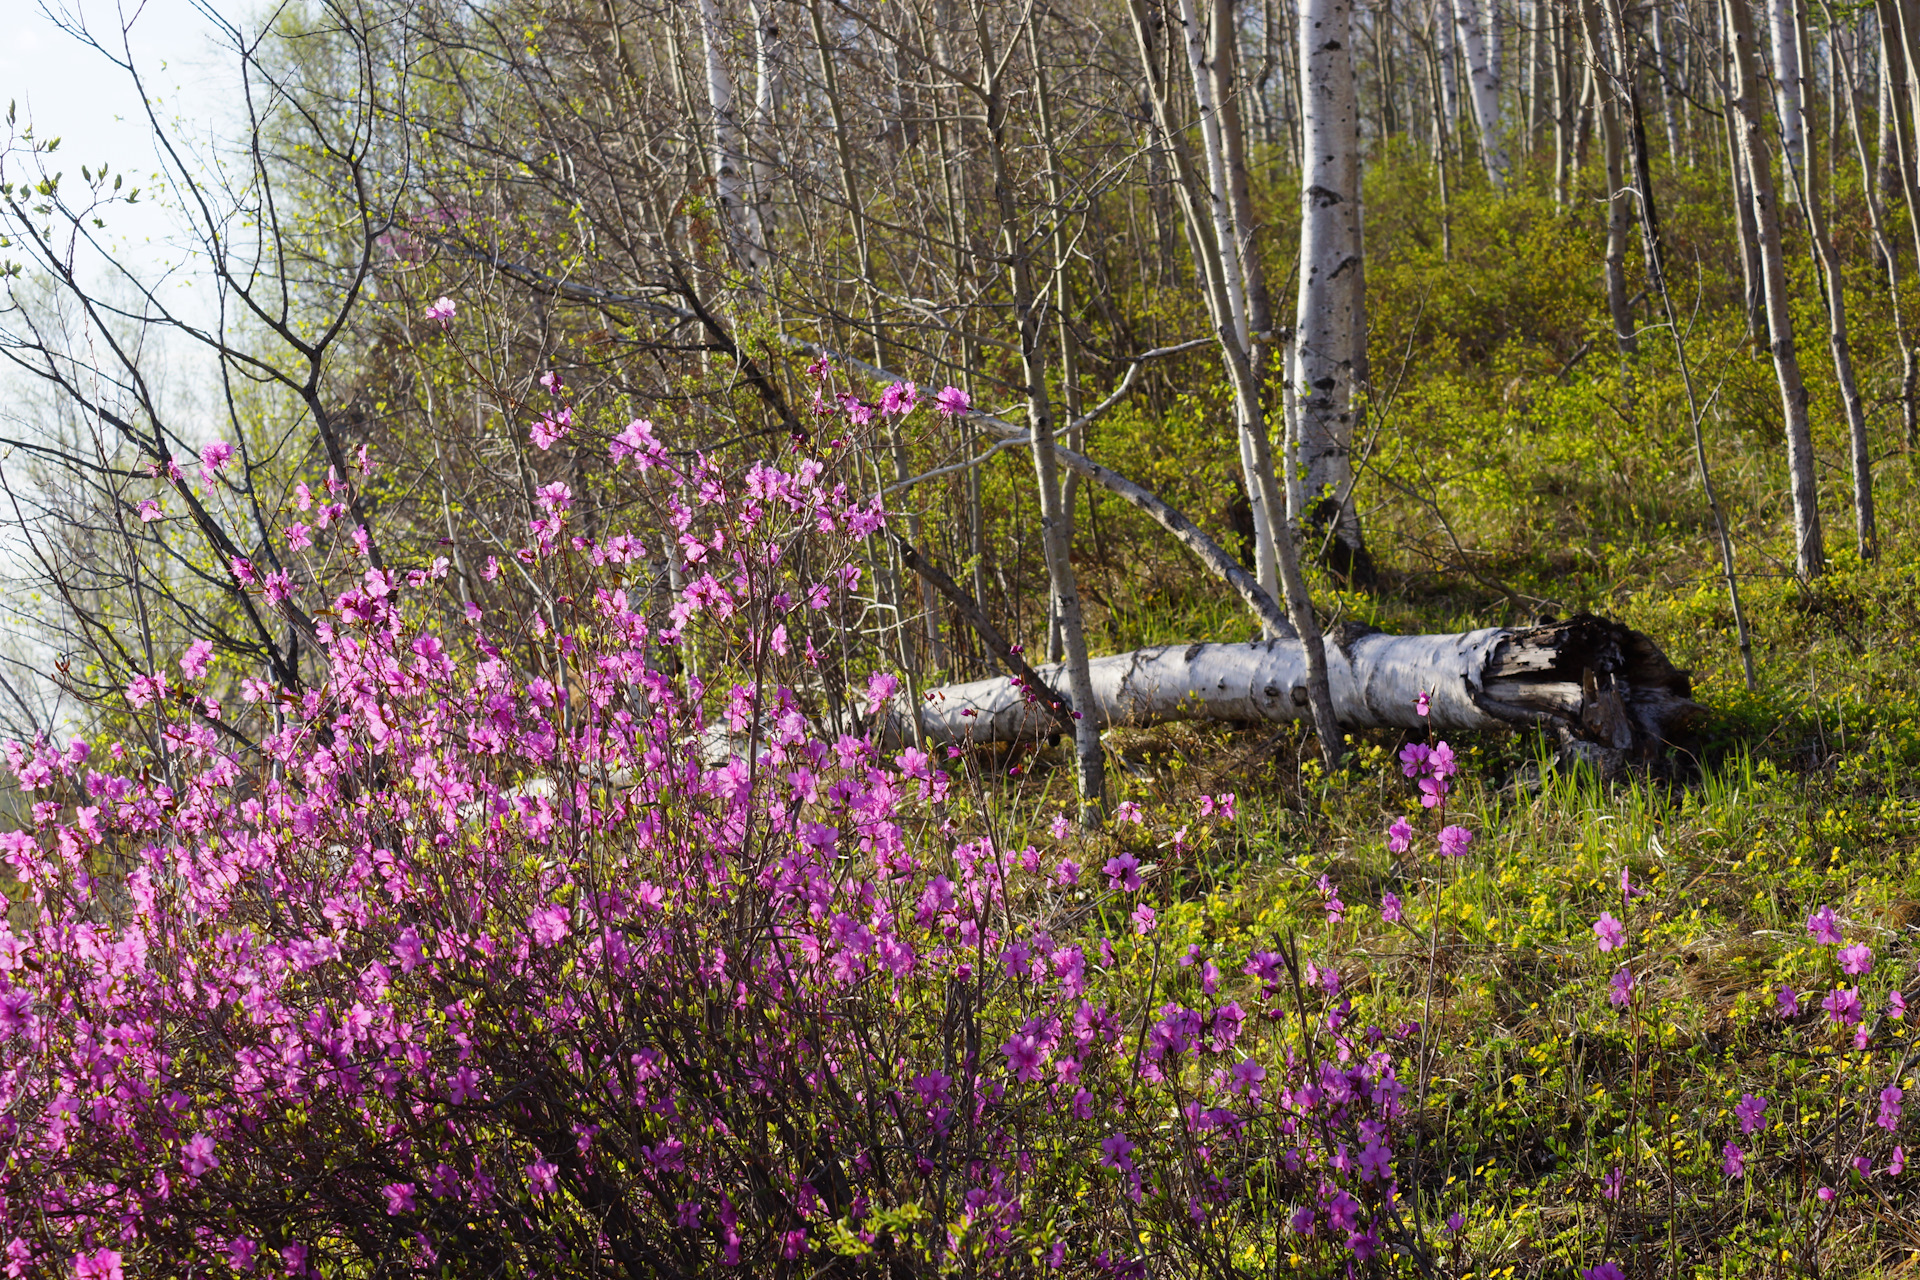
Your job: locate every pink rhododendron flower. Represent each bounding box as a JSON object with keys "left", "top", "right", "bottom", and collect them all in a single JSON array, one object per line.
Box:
[
  {"left": 1721, "top": 1141, "right": 1744, "bottom": 1177},
  {"left": 1840, "top": 943, "right": 1874, "bottom": 975},
  {"left": 199, "top": 440, "right": 234, "bottom": 481},
  {"left": 1437, "top": 825, "right": 1473, "bottom": 858},
  {"left": 1735, "top": 1093, "right": 1767, "bottom": 1135},
  {"left": 182, "top": 1134, "right": 219, "bottom": 1177},
  {"left": 137, "top": 498, "right": 162, "bottom": 522},
  {"left": 179, "top": 640, "right": 214, "bottom": 680},
  {"left": 1386, "top": 816, "right": 1414, "bottom": 853},
  {"left": 934, "top": 385, "right": 971, "bottom": 417},
  {"left": 424, "top": 296, "right": 456, "bottom": 322},
  {"left": 878, "top": 381, "right": 918, "bottom": 415}
]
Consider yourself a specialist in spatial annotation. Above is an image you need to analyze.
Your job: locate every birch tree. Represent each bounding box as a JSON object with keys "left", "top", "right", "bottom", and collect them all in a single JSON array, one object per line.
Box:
[
  {"left": 698, "top": 0, "right": 771, "bottom": 274},
  {"left": 1726, "top": 0, "right": 1825, "bottom": 580},
  {"left": 1453, "top": 0, "right": 1509, "bottom": 186},
  {"left": 1296, "top": 0, "right": 1371, "bottom": 572}
]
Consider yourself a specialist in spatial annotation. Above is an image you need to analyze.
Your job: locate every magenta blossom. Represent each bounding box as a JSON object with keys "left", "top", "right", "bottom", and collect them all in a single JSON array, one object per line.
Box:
[
  {"left": 1437, "top": 825, "right": 1473, "bottom": 858},
  {"left": 1381, "top": 892, "right": 1403, "bottom": 924},
  {"left": 1807, "top": 905, "right": 1844, "bottom": 946},
  {"left": 1103, "top": 852, "right": 1141, "bottom": 892},
  {"left": 1582, "top": 1264, "right": 1625, "bottom": 1280},
  {"left": 1721, "top": 1141, "right": 1744, "bottom": 1178},
  {"left": 1839, "top": 943, "right": 1874, "bottom": 976},
  {"left": 1414, "top": 690, "right": 1431, "bottom": 717},
  {"left": 1608, "top": 967, "right": 1635, "bottom": 1009},
  {"left": 199, "top": 440, "right": 234, "bottom": 481},
  {"left": 424, "top": 296, "right": 456, "bottom": 322},
  {"left": 878, "top": 381, "right": 918, "bottom": 415},
  {"left": 1824, "top": 985, "right": 1864, "bottom": 1026},
  {"left": 1386, "top": 816, "right": 1414, "bottom": 854},
  {"left": 1778, "top": 985, "right": 1801, "bottom": 1018},
  {"left": 1735, "top": 1092, "right": 1767, "bottom": 1135},
  {"left": 934, "top": 385, "right": 971, "bottom": 417},
  {"left": 1593, "top": 912, "right": 1625, "bottom": 952},
  {"left": 1879, "top": 1086, "right": 1904, "bottom": 1132}
]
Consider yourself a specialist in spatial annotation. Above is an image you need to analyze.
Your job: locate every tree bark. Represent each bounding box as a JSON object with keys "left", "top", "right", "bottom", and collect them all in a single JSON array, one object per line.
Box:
[
  {"left": 697, "top": 0, "right": 771, "bottom": 273},
  {"left": 975, "top": 10, "right": 1107, "bottom": 821},
  {"left": 1727, "top": 0, "right": 1826, "bottom": 579},
  {"left": 1772, "top": 0, "right": 1809, "bottom": 194},
  {"left": 1579, "top": 0, "right": 1637, "bottom": 355},
  {"left": 1796, "top": 0, "right": 1877, "bottom": 558},
  {"left": 897, "top": 615, "right": 1699, "bottom": 757},
  {"left": 1296, "top": 0, "right": 1371, "bottom": 569},
  {"left": 1453, "top": 0, "right": 1509, "bottom": 186}
]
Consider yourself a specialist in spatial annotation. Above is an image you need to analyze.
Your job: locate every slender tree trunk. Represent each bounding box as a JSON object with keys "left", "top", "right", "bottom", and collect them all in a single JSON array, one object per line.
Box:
[
  {"left": 1176, "top": 0, "right": 1288, "bottom": 615},
  {"left": 1436, "top": 0, "right": 1461, "bottom": 148},
  {"left": 1454, "top": 0, "right": 1510, "bottom": 185},
  {"left": 1651, "top": 0, "right": 1680, "bottom": 156},
  {"left": 697, "top": 0, "right": 771, "bottom": 273},
  {"left": 1878, "top": 0, "right": 1913, "bottom": 205},
  {"left": 1553, "top": 0, "right": 1574, "bottom": 203},
  {"left": 1796, "top": 0, "right": 1877, "bottom": 557},
  {"left": 1839, "top": 0, "right": 1919, "bottom": 451},
  {"left": 1297, "top": 0, "right": 1371, "bottom": 575},
  {"left": 1772, "top": 0, "right": 1809, "bottom": 196},
  {"left": 1716, "top": 34, "right": 1768, "bottom": 344},
  {"left": 1580, "top": 0, "right": 1637, "bottom": 354},
  {"left": 1727, "top": 0, "right": 1826, "bottom": 579},
  {"left": 975, "top": 10, "right": 1106, "bottom": 822}
]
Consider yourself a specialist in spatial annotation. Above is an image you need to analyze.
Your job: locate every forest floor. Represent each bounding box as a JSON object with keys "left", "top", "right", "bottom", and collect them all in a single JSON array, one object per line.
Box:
[{"left": 1000, "top": 459, "right": 1920, "bottom": 1276}]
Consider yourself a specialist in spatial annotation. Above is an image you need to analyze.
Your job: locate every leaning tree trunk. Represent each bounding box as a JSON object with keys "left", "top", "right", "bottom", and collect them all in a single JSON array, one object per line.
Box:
[{"left": 896, "top": 615, "right": 1698, "bottom": 759}]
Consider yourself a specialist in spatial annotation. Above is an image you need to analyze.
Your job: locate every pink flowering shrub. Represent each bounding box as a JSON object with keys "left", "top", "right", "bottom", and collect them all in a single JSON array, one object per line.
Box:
[{"left": 1, "top": 390, "right": 1436, "bottom": 1275}]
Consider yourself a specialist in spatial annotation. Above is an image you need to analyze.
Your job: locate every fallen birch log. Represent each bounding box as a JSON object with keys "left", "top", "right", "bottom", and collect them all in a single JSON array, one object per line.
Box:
[{"left": 897, "top": 614, "right": 1697, "bottom": 755}]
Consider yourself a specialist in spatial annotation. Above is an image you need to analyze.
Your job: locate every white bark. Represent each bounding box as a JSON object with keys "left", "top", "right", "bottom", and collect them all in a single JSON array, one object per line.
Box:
[
  {"left": 748, "top": 0, "right": 784, "bottom": 220},
  {"left": 1727, "top": 0, "right": 1826, "bottom": 579},
  {"left": 1434, "top": 0, "right": 1460, "bottom": 141},
  {"left": 1295, "top": 0, "right": 1365, "bottom": 552},
  {"left": 1453, "top": 0, "right": 1510, "bottom": 187},
  {"left": 1177, "top": 0, "right": 1285, "bottom": 618},
  {"left": 897, "top": 616, "right": 1697, "bottom": 752},
  {"left": 698, "top": 0, "right": 771, "bottom": 273},
  {"left": 1772, "top": 0, "right": 1807, "bottom": 193}
]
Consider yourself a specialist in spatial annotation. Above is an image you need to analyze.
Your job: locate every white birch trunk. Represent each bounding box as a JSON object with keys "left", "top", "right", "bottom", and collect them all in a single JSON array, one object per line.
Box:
[
  {"left": 1177, "top": 0, "right": 1285, "bottom": 618},
  {"left": 897, "top": 616, "right": 1697, "bottom": 754},
  {"left": 1453, "top": 0, "right": 1510, "bottom": 187},
  {"left": 1772, "top": 0, "right": 1808, "bottom": 193},
  {"left": 1728, "top": 0, "right": 1826, "bottom": 579},
  {"left": 1434, "top": 0, "right": 1460, "bottom": 141},
  {"left": 748, "top": 0, "right": 783, "bottom": 221},
  {"left": 698, "top": 0, "right": 771, "bottom": 273},
  {"left": 1295, "top": 0, "right": 1365, "bottom": 553}
]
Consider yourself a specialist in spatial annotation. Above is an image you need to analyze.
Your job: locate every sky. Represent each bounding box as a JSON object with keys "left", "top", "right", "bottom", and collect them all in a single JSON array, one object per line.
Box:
[{"left": 2, "top": 0, "right": 235, "bottom": 295}]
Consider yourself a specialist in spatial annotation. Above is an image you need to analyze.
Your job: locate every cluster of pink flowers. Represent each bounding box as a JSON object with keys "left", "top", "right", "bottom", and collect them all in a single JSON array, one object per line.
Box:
[{"left": 1, "top": 373, "right": 1434, "bottom": 1276}]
